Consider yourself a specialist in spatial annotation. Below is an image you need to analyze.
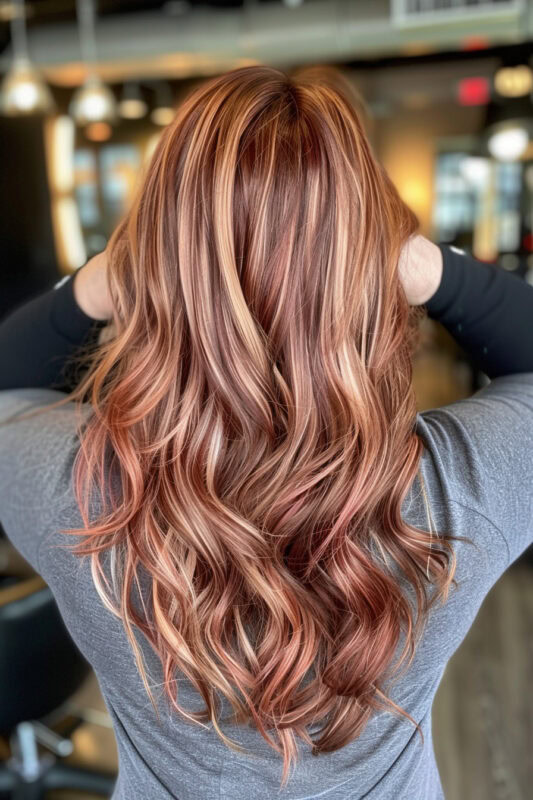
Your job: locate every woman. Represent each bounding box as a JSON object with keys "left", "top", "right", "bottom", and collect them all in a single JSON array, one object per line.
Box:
[{"left": 0, "top": 65, "right": 532, "bottom": 800}]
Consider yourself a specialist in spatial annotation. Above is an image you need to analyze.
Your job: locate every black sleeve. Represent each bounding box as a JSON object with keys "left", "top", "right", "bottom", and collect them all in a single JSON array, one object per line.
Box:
[
  {"left": 425, "top": 244, "right": 533, "bottom": 380},
  {"left": 0, "top": 268, "right": 107, "bottom": 392}
]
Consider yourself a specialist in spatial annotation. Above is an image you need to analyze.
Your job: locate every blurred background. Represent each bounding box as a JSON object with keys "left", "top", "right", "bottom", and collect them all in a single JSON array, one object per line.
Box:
[{"left": 0, "top": 1, "right": 532, "bottom": 799}]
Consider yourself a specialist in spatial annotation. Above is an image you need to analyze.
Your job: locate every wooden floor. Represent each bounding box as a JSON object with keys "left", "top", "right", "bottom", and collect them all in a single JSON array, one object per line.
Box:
[
  {"left": 433, "top": 559, "right": 533, "bottom": 800},
  {"left": 40, "top": 558, "right": 533, "bottom": 800}
]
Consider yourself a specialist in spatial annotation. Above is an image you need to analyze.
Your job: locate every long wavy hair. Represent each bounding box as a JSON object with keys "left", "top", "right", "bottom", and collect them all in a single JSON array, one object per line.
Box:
[{"left": 5, "top": 65, "right": 465, "bottom": 787}]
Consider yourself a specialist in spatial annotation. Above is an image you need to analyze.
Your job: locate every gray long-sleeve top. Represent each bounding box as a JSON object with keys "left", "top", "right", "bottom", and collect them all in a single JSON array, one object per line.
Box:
[{"left": 0, "top": 244, "right": 532, "bottom": 799}]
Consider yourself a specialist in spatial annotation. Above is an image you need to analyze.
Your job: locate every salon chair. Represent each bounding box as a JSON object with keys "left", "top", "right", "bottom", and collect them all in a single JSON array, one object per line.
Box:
[{"left": 0, "top": 533, "right": 117, "bottom": 799}]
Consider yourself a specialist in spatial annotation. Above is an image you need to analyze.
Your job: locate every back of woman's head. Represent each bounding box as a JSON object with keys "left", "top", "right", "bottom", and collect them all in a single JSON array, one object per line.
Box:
[{"left": 54, "top": 64, "right": 458, "bottom": 787}]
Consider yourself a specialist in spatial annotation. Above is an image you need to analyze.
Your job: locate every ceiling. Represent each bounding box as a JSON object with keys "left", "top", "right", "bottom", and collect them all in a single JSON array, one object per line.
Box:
[
  {"left": 0, "top": 0, "right": 532, "bottom": 84},
  {"left": 0, "top": 1, "right": 280, "bottom": 54}
]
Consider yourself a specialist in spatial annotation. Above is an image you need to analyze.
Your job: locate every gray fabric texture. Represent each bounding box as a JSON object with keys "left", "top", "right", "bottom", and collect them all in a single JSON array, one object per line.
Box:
[{"left": 1, "top": 373, "right": 532, "bottom": 799}]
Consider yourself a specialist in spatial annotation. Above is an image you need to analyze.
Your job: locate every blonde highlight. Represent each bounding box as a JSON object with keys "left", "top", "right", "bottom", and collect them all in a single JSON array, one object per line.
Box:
[{"left": 4, "top": 65, "right": 466, "bottom": 788}]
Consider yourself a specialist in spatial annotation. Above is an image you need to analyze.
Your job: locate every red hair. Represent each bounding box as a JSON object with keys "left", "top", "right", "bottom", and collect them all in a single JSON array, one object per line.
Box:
[{"left": 9, "top": 65, "right": 461, "bottom": 788}]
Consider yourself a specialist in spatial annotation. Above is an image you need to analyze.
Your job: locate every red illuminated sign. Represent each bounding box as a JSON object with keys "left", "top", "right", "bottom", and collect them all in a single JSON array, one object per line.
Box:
[{"left": 457, "top": 77, "right": 490, "bottom": 106}]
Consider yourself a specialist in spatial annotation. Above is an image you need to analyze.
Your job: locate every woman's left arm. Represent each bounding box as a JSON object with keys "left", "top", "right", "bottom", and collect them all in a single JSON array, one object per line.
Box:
[{"left": 0, "top": 257, "right": 110, "bottom": 392}]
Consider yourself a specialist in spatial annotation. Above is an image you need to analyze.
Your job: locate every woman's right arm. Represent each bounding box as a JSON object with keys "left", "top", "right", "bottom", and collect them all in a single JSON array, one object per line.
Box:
[
  {"left": 399, "top": 234, "right": 533, "bottom": 378},
  {"left": 401, "top": 235, "right": 533, "bottom": 572}
]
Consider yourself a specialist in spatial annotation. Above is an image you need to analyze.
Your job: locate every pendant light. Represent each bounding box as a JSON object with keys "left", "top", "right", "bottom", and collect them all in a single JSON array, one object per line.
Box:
[
  {"left": 483, "top": 93, "right": 531, "bottom": 162},
  {"left": 69, "top": 0, "right": 117, "bottom": 126},
  {"left": 483, "top": 59, "right": 533, "bottom": 162},
  {"left": 118, "top": 83, "right": 148, "bottom": 120},
  {"left": 150, "top": 82, "right": 175, "bottom": 126},
  {"left": 0, "top": 0, "right": 56, "bottom": 116}
]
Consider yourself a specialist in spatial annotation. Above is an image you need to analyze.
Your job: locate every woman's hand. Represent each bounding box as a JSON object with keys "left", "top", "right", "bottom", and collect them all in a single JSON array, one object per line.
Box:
[
  {"left": 398, "top": 234, "right": 443, "bottom": 307},
  {"left": 72, "top": 250, "right": 114, "bottom": 321}
]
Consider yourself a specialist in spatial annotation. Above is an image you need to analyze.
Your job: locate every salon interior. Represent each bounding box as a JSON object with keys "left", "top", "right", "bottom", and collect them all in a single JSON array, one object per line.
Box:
[{"left": 0, "top": 1, "right": 532, "bottom": 798}]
